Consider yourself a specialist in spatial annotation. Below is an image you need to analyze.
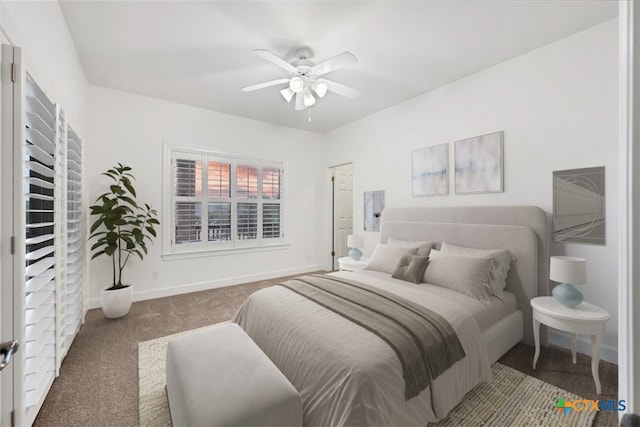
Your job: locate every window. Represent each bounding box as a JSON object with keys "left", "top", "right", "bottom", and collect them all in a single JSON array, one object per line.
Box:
[{"left": 167, "top": 148, "right": 284, "bottom": 254}]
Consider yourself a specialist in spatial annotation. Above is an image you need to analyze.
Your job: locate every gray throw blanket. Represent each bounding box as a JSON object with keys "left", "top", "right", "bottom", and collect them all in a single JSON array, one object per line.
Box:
[{"left": 280, "top": 274, "right": 466, "bottom": 400}]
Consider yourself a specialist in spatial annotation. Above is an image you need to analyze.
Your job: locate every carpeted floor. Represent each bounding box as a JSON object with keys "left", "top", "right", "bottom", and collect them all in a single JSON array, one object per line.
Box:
[{"left": 33, "top": 273, "right": 618, "bottom": 427}]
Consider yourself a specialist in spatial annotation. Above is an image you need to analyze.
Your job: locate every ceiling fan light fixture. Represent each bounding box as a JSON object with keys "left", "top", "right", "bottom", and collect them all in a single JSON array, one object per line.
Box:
[
  {"left": 303, "top": 90, "right": 316, "bottom": 107},
  {"left": 289, "top": 76, "right": 305, "bottom": 93},
  {"left": 313, "top": 82, "right": 328, "bottom": 98},
  {"left": 280, "top": 87, "right": 295, "bottom": 103}
]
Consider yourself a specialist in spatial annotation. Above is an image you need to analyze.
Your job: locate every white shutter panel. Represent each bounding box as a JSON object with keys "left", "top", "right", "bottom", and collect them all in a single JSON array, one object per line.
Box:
[
  {"left": 64, "top": 125, "right": 84, "bottom": 352},
  {"left": 55, "top": 108, "right": 67, "bottom": 366},
  {"left": 23, "top": 75, "right": 57, "bottom": 425}
]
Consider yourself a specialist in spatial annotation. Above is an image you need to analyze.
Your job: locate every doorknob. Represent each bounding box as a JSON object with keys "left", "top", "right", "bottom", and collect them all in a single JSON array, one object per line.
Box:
[{"left": 0, "top": 341, "right": 19, "bottom": 371}]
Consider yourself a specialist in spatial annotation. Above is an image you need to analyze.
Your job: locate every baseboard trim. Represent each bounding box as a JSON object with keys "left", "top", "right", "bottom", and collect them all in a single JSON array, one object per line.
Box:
[
  {"left": 87, "top": 264, "right": 325, "bottom": 310},
  {"left": 548, "top": 330, "right": 617, "bottom": 365}
]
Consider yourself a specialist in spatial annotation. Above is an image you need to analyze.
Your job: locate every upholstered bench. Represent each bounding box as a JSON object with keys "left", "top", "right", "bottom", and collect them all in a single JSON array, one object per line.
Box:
[{"left": 166, "top": 322, "right": 303, "bottom": 427}]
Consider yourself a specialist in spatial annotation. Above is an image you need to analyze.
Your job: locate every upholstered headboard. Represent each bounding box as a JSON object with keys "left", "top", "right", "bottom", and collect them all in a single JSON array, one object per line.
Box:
[{"left": 379, "top": 206, "right": 549, "bottom": 346}]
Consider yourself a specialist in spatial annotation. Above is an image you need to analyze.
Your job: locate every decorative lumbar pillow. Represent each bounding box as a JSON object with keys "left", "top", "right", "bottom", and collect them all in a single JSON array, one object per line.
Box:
[
  {"left": 440, "top": 242, "right": 516, "bottom": 298},
  {"left": 364, "top": 244, "right": 418, "bottom": 274},
  {"left": 391, "top": 254, "right": 430, "bottom": 284},
  {"left": 423, "top": 250, "right": 493, "bottom": 304},
  {"left": 386, "top": 237, "right": 434, "bottom": 256}
]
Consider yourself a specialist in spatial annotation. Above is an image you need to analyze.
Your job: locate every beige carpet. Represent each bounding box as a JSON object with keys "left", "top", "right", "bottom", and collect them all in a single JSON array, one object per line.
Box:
[{"left": 139, "top": 328, "right": 596, "bottom": 427}]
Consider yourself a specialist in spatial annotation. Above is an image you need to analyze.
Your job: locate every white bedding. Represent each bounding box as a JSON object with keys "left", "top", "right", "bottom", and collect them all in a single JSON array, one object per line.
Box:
[{"left": 233, "top": 270, "right": 492, "bottom": 426}]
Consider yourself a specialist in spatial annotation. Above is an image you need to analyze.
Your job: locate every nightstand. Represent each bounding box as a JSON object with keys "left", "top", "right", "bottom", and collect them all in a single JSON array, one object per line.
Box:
[
  {"left": 530, "top": 296, "right": 611, "bottom": 394},
  {"left": 338, "top": 256, "right": 369, "bottom": 272}
]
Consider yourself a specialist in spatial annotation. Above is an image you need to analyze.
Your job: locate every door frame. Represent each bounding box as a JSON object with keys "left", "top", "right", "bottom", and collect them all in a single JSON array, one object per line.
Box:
[{"left": 0, "top": 38, "right": 16, "bottom": 427}]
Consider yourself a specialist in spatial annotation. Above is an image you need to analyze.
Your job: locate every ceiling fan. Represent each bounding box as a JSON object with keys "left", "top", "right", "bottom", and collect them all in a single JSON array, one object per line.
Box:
[{"left": 242, "top": 48, "right": 360, "bottom": 111}]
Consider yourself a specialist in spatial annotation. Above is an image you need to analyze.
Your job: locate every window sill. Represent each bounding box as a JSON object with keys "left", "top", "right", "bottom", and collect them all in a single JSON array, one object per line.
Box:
[{"left": 162, "top": 242, "right": 290, "bottom": 261}]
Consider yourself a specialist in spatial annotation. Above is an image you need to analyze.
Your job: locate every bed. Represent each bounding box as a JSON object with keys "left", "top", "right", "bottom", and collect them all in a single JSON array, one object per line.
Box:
[{"left": 233, "top": 206, "right": 549, "bottom": 426}]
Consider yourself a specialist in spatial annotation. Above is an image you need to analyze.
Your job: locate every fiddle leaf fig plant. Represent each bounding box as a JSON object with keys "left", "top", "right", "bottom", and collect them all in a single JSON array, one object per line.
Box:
[{"left": 89, "top": 163, "right": 159, "bottom": 289}]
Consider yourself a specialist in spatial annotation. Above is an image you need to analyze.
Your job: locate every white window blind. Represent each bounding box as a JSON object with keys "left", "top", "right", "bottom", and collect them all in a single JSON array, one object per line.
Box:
[
  {"left": 167, "top": 149, "right": 284, "bottom": 254},
  {"left": 23, "top": 75, "right": 57, "bottom": 423}
]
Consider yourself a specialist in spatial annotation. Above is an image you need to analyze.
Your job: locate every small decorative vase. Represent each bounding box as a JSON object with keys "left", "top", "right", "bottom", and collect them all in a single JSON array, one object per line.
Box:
[
  {"left": 101, "top": 285, "right": 133, "bottom": 319},
  {"left": 552, "top": 283, "right": 583, "bottom": 308},
  {"left": 348, "top": 247, "right": 362, "bottom": 260}
]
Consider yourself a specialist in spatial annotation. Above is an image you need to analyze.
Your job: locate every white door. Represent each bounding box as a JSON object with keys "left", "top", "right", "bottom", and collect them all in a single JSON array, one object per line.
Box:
[
  {"left": 332, "top": 163, "right": 353, "bottom": 269},
  {"left": 0, "top": 37, "right": 17, "bottom": 427}
]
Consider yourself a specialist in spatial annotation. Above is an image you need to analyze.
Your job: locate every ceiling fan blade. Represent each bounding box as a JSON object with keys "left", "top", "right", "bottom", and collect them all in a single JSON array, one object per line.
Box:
[
  {"left": 311, "top": 51, "right": 357, "bottom": 76},
  {"left": 242, "top": 78, "right": 290, "bottom": 92},
  {"left": 317, "top": 79, "right": 361, "bottom": 99},
  {"left": 253, "top": 49, "right": 297, "bottom": 74},
  {"left": 294, "top": 92, "right": 305, "bottom": 111}
]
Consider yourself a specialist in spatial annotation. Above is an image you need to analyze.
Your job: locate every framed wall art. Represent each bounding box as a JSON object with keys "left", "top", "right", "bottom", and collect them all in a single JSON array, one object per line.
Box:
[
  {"left": 364, "top": 190, "right": 384, "bottom": 231},
  {"left": 412, "top": 143, "right": 448, "bottom": 196},
  {"left": 454, "top": 131, "right": 503, "bottom": 194},
  {"left": 553, "top": 166, "right": 605, "bottom": 245}
]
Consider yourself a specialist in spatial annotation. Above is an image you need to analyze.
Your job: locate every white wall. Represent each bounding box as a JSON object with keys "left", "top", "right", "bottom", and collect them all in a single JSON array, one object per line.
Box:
[
  {"left": 86, "top": 86, "right": 326, "bottom": 306},
  {"left": 325, "top": 20, "right": 619, "bottom": 363},
  {"left": 0, "top": 1, "right": 88, "bottom": 133}
]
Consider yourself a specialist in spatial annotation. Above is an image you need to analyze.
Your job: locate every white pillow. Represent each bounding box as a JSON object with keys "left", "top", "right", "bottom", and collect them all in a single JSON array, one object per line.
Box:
[
  {"left": 364, "top": 244, "right": 418, "bottom": 274},
  {"left": 423, "top": 250, "right": 493, "bottom": 305},
  {"left": 440, "top": 242, "right": 515, "bottom": 298},
  {"left": 386, "top": 237, "right": 433, "bottom": 256}
]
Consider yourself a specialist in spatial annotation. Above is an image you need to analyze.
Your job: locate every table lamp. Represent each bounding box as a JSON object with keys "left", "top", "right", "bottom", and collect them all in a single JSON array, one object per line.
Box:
[
  {"left": 347, "top": 235, "right": 364, "bottom": 260},
  {"left": 550, "top": 256, "right": 587, "bottom": 308}
]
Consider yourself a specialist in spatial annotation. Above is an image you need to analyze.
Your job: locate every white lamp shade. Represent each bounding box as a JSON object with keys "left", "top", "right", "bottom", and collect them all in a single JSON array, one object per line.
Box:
[
  {"left": 313, "top": 82, "right": 328, "bottom": 98},
  {"left": 303, "top": 91, "right": 316, "bottom": 107},
  {"left": 347, "top": 235, "right": 364, "bottom": 248},
  {"left": 280, "top": 87, "right": 294, "bottom": 103},
  {"left": 289, "top": 76, "right": 304, "bottom": 93},
  {"left": 550, "top": 256, "right": 587, "bottom": 285}
]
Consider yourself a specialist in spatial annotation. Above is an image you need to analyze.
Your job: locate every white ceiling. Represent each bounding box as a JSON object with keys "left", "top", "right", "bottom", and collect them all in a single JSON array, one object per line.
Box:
[{"left": 59, "top": 1, "right": 617, "bottom": 133}]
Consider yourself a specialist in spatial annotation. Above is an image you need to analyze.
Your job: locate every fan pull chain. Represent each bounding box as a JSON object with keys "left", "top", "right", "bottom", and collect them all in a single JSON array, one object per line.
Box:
[{"left": 308, "top": 108, "right": 311, "bottom": 122}]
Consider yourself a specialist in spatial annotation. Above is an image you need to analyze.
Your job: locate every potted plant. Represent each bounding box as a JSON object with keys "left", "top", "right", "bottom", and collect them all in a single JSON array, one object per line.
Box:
[{"left": 89, "top": 163, "right": 159, "bottom": 318}]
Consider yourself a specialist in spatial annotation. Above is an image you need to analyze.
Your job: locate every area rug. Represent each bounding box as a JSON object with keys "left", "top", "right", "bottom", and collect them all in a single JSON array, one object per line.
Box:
[{"left": 139, "top": 328, "right": 596, "bottom": 427}]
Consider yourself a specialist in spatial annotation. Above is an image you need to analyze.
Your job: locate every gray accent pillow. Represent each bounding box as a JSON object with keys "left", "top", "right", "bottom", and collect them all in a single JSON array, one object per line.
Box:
[
  {"left": 423, "top": 250, "right": 493, "bottom": 304},
  {"left": 391, "top": 255, "right": 430, "bottom": 284},
  {"left": 364, "top": 244, "right": 418, "bottom": 274}
]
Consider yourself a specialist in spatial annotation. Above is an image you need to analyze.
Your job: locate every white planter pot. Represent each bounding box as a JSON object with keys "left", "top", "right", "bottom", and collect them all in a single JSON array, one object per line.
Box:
[{"left": 101, "top": 285, "right": 133, "bottom": 319}]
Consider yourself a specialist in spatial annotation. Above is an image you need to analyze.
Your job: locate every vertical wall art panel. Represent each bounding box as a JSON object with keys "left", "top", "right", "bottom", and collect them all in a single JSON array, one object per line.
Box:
[
  {"left": 412, "top": 143, "right": 448, "bottom": 196},
  {"left": 454, "top": 131, "right": 503, "bottom": 194},
  {"left": 553, "top": 166, "right": 605, "bottom": 245},
  {"left": 364, "top": 190, "right": 384, "bottom": 231}
]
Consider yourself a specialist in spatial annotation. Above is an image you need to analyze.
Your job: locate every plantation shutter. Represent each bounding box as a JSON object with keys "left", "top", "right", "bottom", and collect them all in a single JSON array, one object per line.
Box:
[
  {"left": 207, "top": 160, "right": 231, "bottom": 242},
  {"left": 168, "top": 149, "right": 284, "bottom": 253},
  {"left": 64, "top": 125, "right": 84, "bottom": 350},
  {"left": 173, "top": 153, "right": 203, "bottom": 245},
  {"left": 262, "top": 166, "right": 282, "bottom": 239},
  {"left": 23, "top": 75, "right": 57, "bottom": 425},
  {"left": 236, "top": 164, "right": 258, "bottom": 241}
]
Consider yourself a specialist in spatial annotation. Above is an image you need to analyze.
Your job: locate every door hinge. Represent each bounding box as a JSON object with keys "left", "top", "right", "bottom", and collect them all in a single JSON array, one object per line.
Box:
[
  {"left": 11, "top": 63, "right": 16, "bottom": 82},
  {"left": 331, "top": 176, "right": 335, "bottom": 182},
  {"left": 10, "top": 236, "right": 15, "bottom": 255},
  {"left": 11, "top": 410, "right": 15, "bottom": 427},
  {"left": 331, "top": 251, "right": 335, "bottom": 257}
]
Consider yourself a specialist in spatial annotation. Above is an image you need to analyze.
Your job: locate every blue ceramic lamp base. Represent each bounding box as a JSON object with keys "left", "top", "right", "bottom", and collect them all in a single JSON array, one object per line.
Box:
[
  {"left": 348, "top": 247, "right": 362, "bottom": 260},
  {"left": 552, "top": 283, "right": 583, "bottom": 308}
]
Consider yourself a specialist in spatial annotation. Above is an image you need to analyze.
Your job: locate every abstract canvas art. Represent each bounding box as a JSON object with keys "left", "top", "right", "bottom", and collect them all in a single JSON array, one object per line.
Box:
[
  {"left": 553, "top": 166, "right": 605, "bottom": 245},
  {"left": 364, "top": 190, "right": 384, "bottom": 231},
  {"left": 454, "top": 131, "right": 503, "bottom": 194},
  {"left": 412, "top": 144, "right": 448, "bottom": 196}
]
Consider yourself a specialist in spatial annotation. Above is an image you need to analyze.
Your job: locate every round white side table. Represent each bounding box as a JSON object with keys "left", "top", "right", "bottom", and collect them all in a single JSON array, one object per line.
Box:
[
  {"left": 530, "top": 296, "right": 610, "bottom": 394},
  {"left": 337, "top": 256, "right": 369, "bottom": 272}
]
